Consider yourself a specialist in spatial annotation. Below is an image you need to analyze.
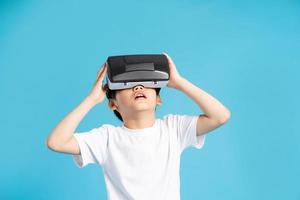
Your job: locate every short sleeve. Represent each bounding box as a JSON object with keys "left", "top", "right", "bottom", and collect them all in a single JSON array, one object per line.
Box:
[
  {"left": 163, "top": 114, "right": 206, "bottom": 153},
  {"left": 72, "top": 126, "right": 109, "bottom": 168}
]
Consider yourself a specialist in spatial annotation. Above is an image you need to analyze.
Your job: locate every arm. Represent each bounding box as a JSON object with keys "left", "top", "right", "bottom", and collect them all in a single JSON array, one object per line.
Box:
[
  {"left": 46, "top": 63, "right": 108, "bottom": 154},
  {"left": 163, "top": 52, "right": 231, "bottom": 136}
]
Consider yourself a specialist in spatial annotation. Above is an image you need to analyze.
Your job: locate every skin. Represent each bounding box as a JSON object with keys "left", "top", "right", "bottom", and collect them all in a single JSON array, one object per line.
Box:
[{"left": 108, "top": 85, "right": 162, "bottom": 129}]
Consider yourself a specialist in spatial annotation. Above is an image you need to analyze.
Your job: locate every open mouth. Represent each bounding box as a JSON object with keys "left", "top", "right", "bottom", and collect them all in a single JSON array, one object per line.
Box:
[{"left": 134, "top": 93, "right": 147, "bottom": 100}]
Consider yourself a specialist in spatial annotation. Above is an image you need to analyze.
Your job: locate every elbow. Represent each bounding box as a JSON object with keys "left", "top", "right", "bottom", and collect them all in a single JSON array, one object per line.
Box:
[
  {"left": 46, "top": 136, "right": 59, "bottom": 152},
  {"left": 46, "top": 137, "right": 55, "bottom": 151},
  {"left": 218, "top": 110, "right": 231, "bottom": 124},
  {"left": 46, "top": 134, "right": 73, "bottom": 153}
]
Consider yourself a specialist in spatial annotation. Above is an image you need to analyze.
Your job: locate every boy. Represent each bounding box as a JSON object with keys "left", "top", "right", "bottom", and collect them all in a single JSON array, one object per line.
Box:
[{"left": 46, "top": 52, "right": 231, "bottom": 200}]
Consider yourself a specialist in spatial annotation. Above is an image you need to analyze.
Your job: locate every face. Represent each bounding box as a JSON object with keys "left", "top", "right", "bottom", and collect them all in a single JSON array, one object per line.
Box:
[{"left": 109, "top": 85, "right": 161, "bottom": 117}]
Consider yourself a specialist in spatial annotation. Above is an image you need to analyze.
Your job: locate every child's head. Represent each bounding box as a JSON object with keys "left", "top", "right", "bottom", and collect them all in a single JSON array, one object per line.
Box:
[{"left": 106, "top": 85, "right": 161, "bottom": 122}]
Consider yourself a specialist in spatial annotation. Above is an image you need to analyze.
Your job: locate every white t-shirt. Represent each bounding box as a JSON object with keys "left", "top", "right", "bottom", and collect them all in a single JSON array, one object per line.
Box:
[{"left": 73, "top": 114, "right": 206, "bottom": 200}]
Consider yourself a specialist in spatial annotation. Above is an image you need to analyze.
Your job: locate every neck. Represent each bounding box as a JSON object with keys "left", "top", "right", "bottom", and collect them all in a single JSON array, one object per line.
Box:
[{"left": 123, "top": 112, "right": 156, "bottom": 129}]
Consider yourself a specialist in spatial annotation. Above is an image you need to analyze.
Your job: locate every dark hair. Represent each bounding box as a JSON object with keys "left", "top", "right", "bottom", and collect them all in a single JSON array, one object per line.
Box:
[{"left": 106, "top": 86, "right": 161, "bottom": 122}]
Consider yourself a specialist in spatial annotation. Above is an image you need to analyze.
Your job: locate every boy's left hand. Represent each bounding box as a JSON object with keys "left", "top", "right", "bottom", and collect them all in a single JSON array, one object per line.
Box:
[{"left": 162, "top": 52, "right": 184, "bottom": 89}]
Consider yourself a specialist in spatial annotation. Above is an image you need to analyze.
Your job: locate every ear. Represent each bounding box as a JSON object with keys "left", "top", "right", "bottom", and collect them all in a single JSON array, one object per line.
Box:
[
  {"left": 156, "top": 95, "right": 162, "bottom": 106},
  {"left": 108, "top": 99, "right": 118, "bottom": 110}
]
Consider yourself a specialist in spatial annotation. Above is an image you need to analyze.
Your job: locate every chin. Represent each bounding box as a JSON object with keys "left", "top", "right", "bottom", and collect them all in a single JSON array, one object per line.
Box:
[{"left": 133, "top": 105, "right": 155, "bottom": 111}]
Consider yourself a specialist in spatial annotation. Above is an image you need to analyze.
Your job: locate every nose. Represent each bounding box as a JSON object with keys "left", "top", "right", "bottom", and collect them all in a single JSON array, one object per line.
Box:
[{"left": 132, "top": 85, "right": 144, "bottom": 91}]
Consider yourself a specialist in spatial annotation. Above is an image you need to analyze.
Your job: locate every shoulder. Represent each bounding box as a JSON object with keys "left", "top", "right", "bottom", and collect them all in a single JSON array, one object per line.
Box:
[
  {"left": 161, "top": 114, "right": 194, "bottom": 122},
  {"left": 75, "top": 124, "right": 118, "bottom": 136},
  {"left": 97, "top": 124, "right": 121, "bottom": 134},
  {"left": 100, "top": 124, "right": 118, "bottom": 130},
  {"left": 160, "top": 114, "right": 182, "bottom": 127},
  {"left": 160, "top": 114, "right": 198, "bottom": 128},
  {"left": 161, "top": 114, "right": 178, "bottom": 121}
]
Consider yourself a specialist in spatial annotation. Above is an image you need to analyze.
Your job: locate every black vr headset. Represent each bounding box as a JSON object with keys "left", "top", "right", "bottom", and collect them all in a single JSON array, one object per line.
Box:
[{"left": 105, "top": 54, "right": 170, "bottom": 90}]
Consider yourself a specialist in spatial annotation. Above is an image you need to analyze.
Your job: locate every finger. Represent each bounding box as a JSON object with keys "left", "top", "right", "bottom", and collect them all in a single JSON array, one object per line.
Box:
[
  {"left": 94, "top": 65, "right": 107, "bottom": 86},
  {"left": 96, "top": 63, "right": 106, "bottom": 76},
  {"left": 162, "top": 52, "right": 168, "bottom": 56},
  {"left": 94, "top": 68, "right": 104, "bottom": 85},
  {"left": 96, "top": 69, "right": 108, "bottom": 87},
  {"left": 162, "top": 52, "right": 171, "bottom": 59},
  {"left": 162, "top": 52, "right": 174, "bottom": 65},
  {"left": 97, "top": 62, "right": 107, "bottom": 74},
  {"left": 99, "top": 64, "right": 107, "bottom": 79}
]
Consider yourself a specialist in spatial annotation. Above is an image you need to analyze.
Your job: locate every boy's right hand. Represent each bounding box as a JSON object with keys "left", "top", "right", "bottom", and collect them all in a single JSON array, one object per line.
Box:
[{"left": 88, "top": 62, "right": 108, "bottom": 105}]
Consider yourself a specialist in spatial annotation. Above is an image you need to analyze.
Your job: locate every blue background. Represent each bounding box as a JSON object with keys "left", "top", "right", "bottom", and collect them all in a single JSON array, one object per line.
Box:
[{"left": 1, "top": 0, "right": 299, "bottom": 199}]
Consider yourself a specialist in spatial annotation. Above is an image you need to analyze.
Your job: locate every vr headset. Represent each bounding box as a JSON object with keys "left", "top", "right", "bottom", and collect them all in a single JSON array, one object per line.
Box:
[{"left": 105, "top": 54, "right": 170, "bottom": 90}]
